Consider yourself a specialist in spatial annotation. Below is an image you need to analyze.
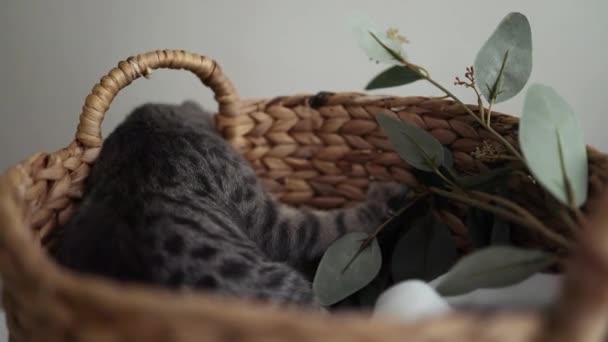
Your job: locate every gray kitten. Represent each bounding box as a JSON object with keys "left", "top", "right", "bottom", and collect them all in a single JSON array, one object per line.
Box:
[{"left": 49, "top": 102, "right": 408, "bottom": 307}]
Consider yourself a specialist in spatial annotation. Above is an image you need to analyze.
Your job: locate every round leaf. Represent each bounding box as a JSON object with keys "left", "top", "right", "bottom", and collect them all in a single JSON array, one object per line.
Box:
[
  {"left": 435, "top": 246, "right": 553, "bottom": 297},
  {"left": 313, "top": 233, "right": 382, "bottom": 306},
  {"left": 443, "top": 147, "right": 454, "bottom": 170},
  {"left": 376, "top": 113, "right": 444, "bottom": 171},
  {"left": 475, "top": 12, "right": 532, "bottom": 103},
  {"left": 356, "top": 270, "right": 390, "bottom": 308},
  {"left": 350, "top": 14, "right": 405, "bottom": 64},
  {"left": 520, "top": 84, "right": 588, "bottom": 207},
  {"left": 366, "top": 65, "right": 422, "bottom": 90},
  {"left": 391, "top": 214, "right": 458, "bottom": 282}
]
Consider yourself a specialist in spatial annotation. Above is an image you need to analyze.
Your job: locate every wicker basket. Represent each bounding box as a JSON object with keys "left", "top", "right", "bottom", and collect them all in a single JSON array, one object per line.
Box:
[{"left": 2, "top": 50, "right": 608, "bottom": 342}]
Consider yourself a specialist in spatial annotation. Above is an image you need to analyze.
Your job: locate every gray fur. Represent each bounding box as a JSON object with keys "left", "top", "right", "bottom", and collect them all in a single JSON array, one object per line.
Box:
[{"left": 49, "top": 101, "right": 408, "bottom": 307}]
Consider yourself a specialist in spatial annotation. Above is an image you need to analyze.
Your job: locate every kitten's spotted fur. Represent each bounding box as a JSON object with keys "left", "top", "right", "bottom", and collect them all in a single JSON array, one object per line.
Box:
[{"left": 50, "top": 102, "right": 408, "bottom": 307}]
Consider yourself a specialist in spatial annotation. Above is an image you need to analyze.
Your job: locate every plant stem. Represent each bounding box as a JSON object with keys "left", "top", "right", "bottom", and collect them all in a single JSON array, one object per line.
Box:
[
  {"left": 429, "top": 187, "right": 572, "bottom": 250},
  {"left": 572, "top": 207, "right": 587, "bottom": 229},
  {"left": 432, "top": 166, "right": 459, "bottom": 190},
  {"left": 364, "top": 192, "right": 428, "bottom": 244},
  {"left": 486, "top": 100, "right": 495, "bottom": 126},
  {"left": 420, "top": 75, "right": 525, "bottom": 162},
  {"left": 557, "top": 209, "right": 579, "bottom": 237},
  {"left": 370, "top": 34, "right": 524, "bottom": 163},
  {"left": 342, "top": 192, "right": 428, "bottom": 273},
  {"left": 471, "top": 84, "right": 485, "bottom": 123},
  {"left": 478, "top": 94, "right": 486, "bottom": 124},
  {"left": 470, "top": 190, "right": 572, "bottom": 247}
]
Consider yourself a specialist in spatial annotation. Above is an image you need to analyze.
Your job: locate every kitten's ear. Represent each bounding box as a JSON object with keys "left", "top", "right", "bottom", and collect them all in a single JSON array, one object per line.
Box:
[{"left": 180, "top": 100, "right": 216, "bottom": 129}]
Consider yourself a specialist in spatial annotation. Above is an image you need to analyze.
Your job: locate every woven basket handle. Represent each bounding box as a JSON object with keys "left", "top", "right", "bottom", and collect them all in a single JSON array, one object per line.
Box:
[{"left": 75, "top": 50, "right": 239, "bottom": 148}]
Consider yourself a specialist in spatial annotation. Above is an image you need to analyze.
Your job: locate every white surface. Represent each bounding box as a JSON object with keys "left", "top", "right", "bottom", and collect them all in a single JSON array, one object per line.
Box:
[
  {"left": 374, "top": 280, "right": 452, "bottom": 323},
  {"left": 0, "top": 0, "right": 605, "bottom": 336},
  {"left": 374, "top": 273, "right": 561, "bottom": 323},
  {"left": 433, "top": 273, "right": 561, "bottom": 309},
  {"left": 0, "top": 311, "right": 5, "bottom": 342},
  {"left": 0, "top": 0, "right": 607, "bottom": 171}
]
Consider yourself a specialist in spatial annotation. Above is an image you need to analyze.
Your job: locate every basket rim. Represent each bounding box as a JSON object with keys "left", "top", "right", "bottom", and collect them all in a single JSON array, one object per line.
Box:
[
  {"left": 0, "top": 165, "right": 545, "bottom": 340},
  {"left": 1, "top": 49, "right": 608, "bottom": 341}
]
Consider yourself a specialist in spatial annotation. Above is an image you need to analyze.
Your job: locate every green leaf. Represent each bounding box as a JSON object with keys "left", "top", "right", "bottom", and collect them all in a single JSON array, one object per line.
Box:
[
  {"left": 439, "top": 148, "right": 460, "bottom": 184},
  {"left": 366, "top": 65, "right": 423, "bottom": 90},
  {"left": 443, "top": 147, "right": 454, "bottom": 170},
  {"left": 475, "top": 12, "right": 532, "bottom": 103},
  {"left": 356, "top": 270, "right": 390, "bottom": 308},
  {"left": 350, "top": 14, "right": 405, "bottom": 64},
  {"left": 391, "top": 214, "right": 459, "bottom": 282},
  {"left": 520, "top": 84, "right": 588, "bottom": 207},
  {"left": 313, "top": 232, "right": 382, "bottom": 306},
  {"left": 466, "top": 208, "right": 512, "bottom": 248},
  {"left": 435, "top": 246, "right": 553, "bottom": 297},
  {"left": 376, "top": 113, "right": 445, "bottom": 172}
]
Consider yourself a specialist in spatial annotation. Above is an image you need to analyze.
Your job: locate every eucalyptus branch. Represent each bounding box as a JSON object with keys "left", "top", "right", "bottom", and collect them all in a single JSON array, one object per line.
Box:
[
  {"left": 377, "top": 45, "right": 522, "bottom": 161},
  {"left": 432, "top": 166, "right": 460, "bottom": 190},
  {"left": 476, "top": 90, "right": 486, "bottom": 123},
  {"left": 422, "top": 75, "right": 525, "bottom": 162},
  {"left": 555, "top": 130, "right": 588, "bottom": 228},
  {"left": 365, "top": 192, "right": 429, "bottom": 244},
  {"left": 486, "top": 100, "right": 495, "bottom": 126},
  {"left": 342, "top": 192, "right": 429, "bottom": 273},
  {"left": 367, "top": 30, "right": 580, "bottom": 251},
  {"left": 456, "top": 66, "right": 486, "bottom": 123},
  {"left": 557, "top": 209, "right": 579, "bottom": 237},
  {"left": 429, "top": 187, "right": 572, "bottom": 250},
  {"left": 469, "top": 190, "right": 572, "bottom": 248}
]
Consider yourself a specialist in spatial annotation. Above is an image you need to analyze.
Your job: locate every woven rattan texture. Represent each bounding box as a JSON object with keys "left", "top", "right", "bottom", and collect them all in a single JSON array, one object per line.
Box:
[{"left": 1, "top": 50, "right": 608, "bottom": 342}]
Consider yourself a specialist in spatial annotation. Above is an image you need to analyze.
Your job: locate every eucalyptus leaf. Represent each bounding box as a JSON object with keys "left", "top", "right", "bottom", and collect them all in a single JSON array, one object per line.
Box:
[
  {"left": 350, "top": 14, "right": 405, "bottom": 64},
  {"left": 475, "top": 12, "right": 532, "bottom": 103},
  {"left": 520, "top": 84, "right": 588, "bottom": 207},
  {"left": 391, "top": 214, "right": 459, "bottom": 282},
  {"left": 440, "top": 147, "right": 459, "bottom": 180},
  {"left": 376, "top": 113, "right": 444, "bottom": 171},
  {"left": 435, "top": 246, "right": 553, "bottom": 297},
  {"left": 466, "top": 207, "right": 512, "bottom": 248},
  {"left": 356, "top": 269, "right": 391, "bottom": 308},
  {"left": 443, "top": 147, "right": 454, "bottom": 170},
  {"left": 366, "top": 65, "right": 422, "bottom": 90},
  {"left": 313, "top": 232, "right": 382, "bottom": 306}
]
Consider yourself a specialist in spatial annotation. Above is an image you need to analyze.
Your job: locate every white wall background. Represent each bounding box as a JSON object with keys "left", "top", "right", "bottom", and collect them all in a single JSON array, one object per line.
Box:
[
  {"left": 0, "top": 0, "right": 606, "bottom": 337},
  {"left": 1, "top": 0, "right": 607, "bottom": 172}
]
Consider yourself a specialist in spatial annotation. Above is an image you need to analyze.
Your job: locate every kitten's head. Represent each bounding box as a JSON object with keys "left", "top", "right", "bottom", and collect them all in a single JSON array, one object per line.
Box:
[
  {"left": 123, "top": 101, "right": 218, "bottom": 134},
  {"left": 177, "top": 100, "right": 217, "bottom": 131}
]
